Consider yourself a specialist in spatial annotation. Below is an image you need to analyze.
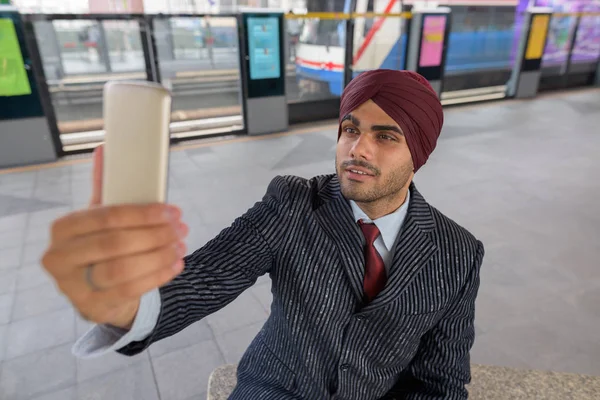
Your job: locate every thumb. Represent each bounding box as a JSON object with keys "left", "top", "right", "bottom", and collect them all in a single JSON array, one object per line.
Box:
[{"left": 89, "top": 144, "right": 104, "bottom": 207}]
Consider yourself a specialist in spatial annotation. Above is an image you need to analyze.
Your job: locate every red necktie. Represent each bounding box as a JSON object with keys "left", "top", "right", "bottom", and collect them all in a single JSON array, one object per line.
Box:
[{"left": 358, "top": 220, "right": 387, "bottom": 302}]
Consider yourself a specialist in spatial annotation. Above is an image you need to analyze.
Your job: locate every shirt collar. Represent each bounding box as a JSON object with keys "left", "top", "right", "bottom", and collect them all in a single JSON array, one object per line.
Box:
[{"left": 349, "top": 189, "right": 411, "bottom": 251}]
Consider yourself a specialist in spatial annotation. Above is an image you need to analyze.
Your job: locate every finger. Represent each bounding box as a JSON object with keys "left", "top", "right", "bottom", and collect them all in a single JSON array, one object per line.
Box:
[
  {"left": 46, "top": 221, "right": 189, "bottom": 276},
  {"left": 80, "top": 259, "right": 185, "bottom": 308},
  {"left": 51, "top": 203, "right": 181, "bottom": 243},
  {"left": 88, "top": 240, "right": 187, "bottom": 288},
  {"left": 90, "top": 144, "right": 104, "bottom": 207}
]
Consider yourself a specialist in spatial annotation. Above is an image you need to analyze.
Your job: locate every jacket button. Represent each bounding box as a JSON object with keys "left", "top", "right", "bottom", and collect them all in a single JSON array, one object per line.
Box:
[
  {"left": 340, "top": 364, "right": 350, "bottom": 372},
  {"left": 356, "top": 315, "right": 366, "bottom": 321}
]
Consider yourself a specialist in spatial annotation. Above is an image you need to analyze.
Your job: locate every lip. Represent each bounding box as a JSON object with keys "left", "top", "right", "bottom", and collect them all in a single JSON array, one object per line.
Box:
[{"left": 345, "top": 167, "right": 375, "bottom": 181}]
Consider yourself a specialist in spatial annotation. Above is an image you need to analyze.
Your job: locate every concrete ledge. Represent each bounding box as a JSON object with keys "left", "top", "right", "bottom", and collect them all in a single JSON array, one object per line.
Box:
[{"left": 207, "top": 364, "right": 600, "bottom": 400}]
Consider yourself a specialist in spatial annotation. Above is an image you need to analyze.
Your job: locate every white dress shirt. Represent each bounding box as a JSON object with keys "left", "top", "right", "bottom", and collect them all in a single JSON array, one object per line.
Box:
[
  {"left": 349, "top": 190, "right": 410, "bottom": 272},
  {"left": 72, "top": 190, "right": 410, "bottom": 358}
]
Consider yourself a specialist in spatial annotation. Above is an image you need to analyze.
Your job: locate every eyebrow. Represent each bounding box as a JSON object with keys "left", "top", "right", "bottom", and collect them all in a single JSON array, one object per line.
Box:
[
  {"left": 371, "top": 125, "right": 403, "bottom": 136},
  {"left": 341, "top": 114, "right": 360, "bottom": 127},
  {"left": 341, "top": 114, "right": 403, "bottom": 136}
]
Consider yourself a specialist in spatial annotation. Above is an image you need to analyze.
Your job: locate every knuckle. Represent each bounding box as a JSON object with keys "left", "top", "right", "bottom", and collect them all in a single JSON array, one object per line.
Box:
[
  {"left": 143, "top": 204, "right": 164, "bottom": 223},
  {"left": 41, "top": 249, "right": 62, "bottom": 276},
  {"left": 158, "top": 224, "right": 178, "bottom": 244},
  {"left": 96, "top": 232, "right": 122, "bottom": 254},
  {"left": 140, "top": 206, "right": 155, "bottom": 224},
  {"left": 162, "top": 245, "right": 179, "bottom": 266},
  {"left": 101, "top": 207, "right": 122, "bottom": 229},
  {"left": 50, "top": 211, "right": 76, "bottom": 241},
  {"left": 95, "top": 206, "right": 129, "bottom": 231},
  {"left": 49, "top": 218, "right": 64, "bottom": 241},
  {"left": 40, "top": 251, "right": 52, "bottom": 271},
  {"left": 146, "top": 226, "right": 167, "bottom": 248}
]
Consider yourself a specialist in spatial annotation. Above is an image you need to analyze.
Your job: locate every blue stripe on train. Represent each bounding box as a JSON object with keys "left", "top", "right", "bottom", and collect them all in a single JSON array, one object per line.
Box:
[
  {"left": 296, "top": 30, "right": 516, "bottom": 95},
  {"left": 445, "top": 30, "right": 514, "bottom": 72},
  {"left": 295, "top": 65, "right": 345, "bottom": 96}
]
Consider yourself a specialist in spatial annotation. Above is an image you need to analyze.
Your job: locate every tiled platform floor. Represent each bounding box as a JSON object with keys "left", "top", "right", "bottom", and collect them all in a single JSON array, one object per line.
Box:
[{"left": 0, "top": 88, "right": 599, "bottom": 399}]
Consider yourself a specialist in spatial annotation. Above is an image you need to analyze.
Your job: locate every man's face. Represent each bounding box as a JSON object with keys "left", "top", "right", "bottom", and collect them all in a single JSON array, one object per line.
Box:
[{"left": 335, "top": 100, "right": 414, "bottom": 204}]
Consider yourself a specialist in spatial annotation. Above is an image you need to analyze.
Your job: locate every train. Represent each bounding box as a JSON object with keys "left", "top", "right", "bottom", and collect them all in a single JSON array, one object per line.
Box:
[
  {"left": 292, "top": 0, "right": 600, "bottom": 96},
  {"left": 294, "top": 0, "right": 521, "bottom": 96}
]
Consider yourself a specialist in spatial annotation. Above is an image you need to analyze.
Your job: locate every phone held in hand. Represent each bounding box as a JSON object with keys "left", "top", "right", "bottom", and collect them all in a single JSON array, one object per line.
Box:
[{"left": 101, "top": 81, "right": 172, "bottom": 206}]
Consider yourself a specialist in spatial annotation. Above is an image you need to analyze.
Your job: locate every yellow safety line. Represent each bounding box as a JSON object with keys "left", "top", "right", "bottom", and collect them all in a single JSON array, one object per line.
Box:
[
  {"left": 285, "top": 12, "right": 412, "bottom": 20},
  {"left": 554, "top": 12, "right": 600, "bottom": 17}
]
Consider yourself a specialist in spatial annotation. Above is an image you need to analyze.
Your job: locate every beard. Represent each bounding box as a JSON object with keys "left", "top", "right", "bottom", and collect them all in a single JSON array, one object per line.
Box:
[{"left": 336, "top": 156, "right": 413, "bottom": 203}]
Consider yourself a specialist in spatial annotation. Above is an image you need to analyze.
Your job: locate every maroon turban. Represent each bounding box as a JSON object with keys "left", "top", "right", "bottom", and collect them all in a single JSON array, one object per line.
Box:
[{"left": 338, "top": 69, "right": 443, "bottom": 172}]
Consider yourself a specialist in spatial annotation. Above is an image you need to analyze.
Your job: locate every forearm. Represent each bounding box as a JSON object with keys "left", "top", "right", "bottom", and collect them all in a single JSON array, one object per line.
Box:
[{"left": 116, "top": 216, "right": 272, "bottom": 355}]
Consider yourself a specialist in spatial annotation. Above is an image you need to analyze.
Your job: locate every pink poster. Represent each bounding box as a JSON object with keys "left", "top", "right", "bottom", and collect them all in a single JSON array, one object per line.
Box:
[{"left": 419, "top": 16, "right": 447, "bottom": 68}]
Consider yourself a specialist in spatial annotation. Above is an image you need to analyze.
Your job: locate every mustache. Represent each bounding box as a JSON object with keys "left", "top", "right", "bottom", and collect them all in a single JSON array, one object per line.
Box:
[{"left": 340, "top": 160, "right": 380, "bottom": 176}]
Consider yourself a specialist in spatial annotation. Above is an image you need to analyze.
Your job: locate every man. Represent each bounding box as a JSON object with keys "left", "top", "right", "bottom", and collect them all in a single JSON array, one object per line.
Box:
[{"left": 42, "top": 69, "right": 484, "bottom": 400}]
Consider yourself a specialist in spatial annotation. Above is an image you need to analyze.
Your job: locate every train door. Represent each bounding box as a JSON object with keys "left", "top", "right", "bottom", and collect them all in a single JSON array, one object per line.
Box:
[{"left": 352, "top": 0, "right": 405, "bottom": 74}]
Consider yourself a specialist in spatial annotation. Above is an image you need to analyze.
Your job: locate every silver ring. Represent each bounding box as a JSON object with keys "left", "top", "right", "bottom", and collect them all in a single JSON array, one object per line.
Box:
[{"left": 85, "top": 264, "right": 102, "bottom": 291}]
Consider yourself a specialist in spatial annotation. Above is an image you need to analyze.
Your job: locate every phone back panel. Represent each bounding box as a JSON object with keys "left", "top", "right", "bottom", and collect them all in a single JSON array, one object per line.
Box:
[{"left": 101, "top": 81, "right": 172, "bottom": 205}]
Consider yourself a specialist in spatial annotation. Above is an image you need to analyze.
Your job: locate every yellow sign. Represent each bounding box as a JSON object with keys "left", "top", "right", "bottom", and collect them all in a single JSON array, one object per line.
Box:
[
  {"left": 525, "top": 14, "right": 550, "bottom": 60},
  {"left": 0, "top": 18, "right": 32, "bottom": 97}
]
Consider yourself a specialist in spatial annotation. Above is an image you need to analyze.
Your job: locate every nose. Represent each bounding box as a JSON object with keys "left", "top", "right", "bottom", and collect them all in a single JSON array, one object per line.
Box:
[{"left": 350, "top": 134, "right": 374, "bottom": 161}]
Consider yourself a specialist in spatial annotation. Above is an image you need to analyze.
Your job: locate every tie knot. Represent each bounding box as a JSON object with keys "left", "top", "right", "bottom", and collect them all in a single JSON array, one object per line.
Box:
[{"left": 358, "top": 220, "right": 380, "bottom": 245}]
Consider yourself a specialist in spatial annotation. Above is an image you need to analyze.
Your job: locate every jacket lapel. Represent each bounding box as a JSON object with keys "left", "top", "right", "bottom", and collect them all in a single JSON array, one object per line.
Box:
[
  {"left": 313, "top": 177, "right": 439, "bottom": 309},
  {"left": 363, "top": 183, "right": 438, "bottom": 312},
  {"left": 314, "top": 176, "right": 366, "bottom": 301}
]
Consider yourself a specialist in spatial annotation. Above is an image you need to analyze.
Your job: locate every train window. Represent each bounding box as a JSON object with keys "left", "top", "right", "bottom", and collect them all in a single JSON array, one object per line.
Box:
[
  {"left": 363, "top": 0, "right": 375, "bottom": 36},
  {"left": 299, "top": 19, "right": 319, "bottom": 44},
  {"left": 491, "top": 7, "right": 516, "bottom": 30},
  {"left": 299, "top": 19, "right": 343, "bottom": 46},
  {"left": 450, "top": 5, "right": 516, "bottom": 33}
]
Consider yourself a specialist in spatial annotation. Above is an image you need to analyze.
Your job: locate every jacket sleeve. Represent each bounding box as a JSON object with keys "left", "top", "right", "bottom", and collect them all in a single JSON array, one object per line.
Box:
[
  {"left": 383, "top": 240, "right": 485, "bottom": 400},
  {"left": 115, "top": 175, "right": 292, "bottom": 356}
]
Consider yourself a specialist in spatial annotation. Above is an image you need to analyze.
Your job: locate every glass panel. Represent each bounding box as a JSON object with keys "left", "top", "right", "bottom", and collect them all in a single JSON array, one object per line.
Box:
[
  {"left": 32, "top": 20, "right": 64, "bottom": 81},
  {"left": 289, "top": 17, "right": 346, "bottom": 102},
  {"left": 35, "top": 19, "right": 148, "bottom": 151},
  {"left": 169, "top": 16, "right": 239, "bottom": 68},
  {"left": 102, "top": 20, "right": 145, "bottom": 73},
  {"left": 53, "top": 20, "right": 109, "bottom": 75},
  {"left": 442, "top": 6, "right": 516, "bottom": 93},
  {"left": 541, "top": 15, "right": 578, "bottom": 72},
  {"left": 570, "top": 14, "right": 600, "bottom": 65},
  {"left": 155, "top": 16, "right": 244, "bottom": 136},
  {"left": 351, "top": 15, "right": 407, "bottom": 76}
]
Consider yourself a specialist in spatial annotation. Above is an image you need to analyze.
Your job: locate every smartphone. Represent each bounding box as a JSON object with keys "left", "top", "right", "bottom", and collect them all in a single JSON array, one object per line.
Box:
[{"left": 101, "top": 80, "right": 172, "bottom": 206}]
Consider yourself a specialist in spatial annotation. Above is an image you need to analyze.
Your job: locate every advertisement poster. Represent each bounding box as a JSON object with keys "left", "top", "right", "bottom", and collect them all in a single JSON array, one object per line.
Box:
[
  {"left": 534, "top": 0, "right": 600, "bottom": 65},
  {"left": 419, "top": 15, "right": 446, "bottom": 68},
  {"left": 570, "top": 0, "right": 600, "bottom": 63},
  {"left": 247, "top": 16, "right": 281, "bottom": 80},
  {"left": 534, "top": 0, "right": 579, "bottom": 67},
  {"left": 0, "top": 18, "right": 32, "bottom": 97}
]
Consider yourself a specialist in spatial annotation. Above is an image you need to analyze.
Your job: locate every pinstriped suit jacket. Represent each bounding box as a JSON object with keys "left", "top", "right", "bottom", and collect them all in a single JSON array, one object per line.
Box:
[{"left": 117, "top": 174, "right": 485, "bottom": 400}]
